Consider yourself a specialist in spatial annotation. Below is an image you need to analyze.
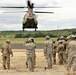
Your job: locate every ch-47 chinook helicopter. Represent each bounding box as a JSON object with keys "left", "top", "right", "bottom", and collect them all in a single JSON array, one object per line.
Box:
[{"left": 1, "top": 0, "right": 60, "bottom": 31}]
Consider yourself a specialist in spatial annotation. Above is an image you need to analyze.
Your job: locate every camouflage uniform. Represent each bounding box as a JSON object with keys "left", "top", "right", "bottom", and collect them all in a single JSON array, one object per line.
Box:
[
  {"left": 25, "top": 38, "right": 36, "bottom": 71},
  {"left": 57, "top": 37, "right": 67, "bottom": 64},
  {"left": 24, "top": 38, "right": 36, "bottom": 68},
  {"left": 23, "top": 39, "right": 29, "bottom": 68},
  {"left": 66, "top": 40, "right": 76, "bottom": 71},
  {"left": 44, "top": 36, "right": 53, "bottom": 68},
  {"left": 62, "top": 40, "right": 67, "bottom": 64},
  {"left": 57, "top": 40, "right": 64, "bottom": 64},
  {"left": 1, "top": 40, "right": 13, "bottom": 69},
  {"left": 30, "top": 37, "right": 36, "bottom": 66},
  {"left": 52, "top": 41, "right": 57, "bottom": 64}
]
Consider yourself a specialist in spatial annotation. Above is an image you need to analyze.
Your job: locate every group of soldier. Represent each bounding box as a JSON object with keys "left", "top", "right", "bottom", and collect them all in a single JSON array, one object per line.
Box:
[
  {"left": 53, "top": 35, "right": 76, "bottom": 75},
  {"left": 1, "top": 35, "right": 76, "bottom": 75}
]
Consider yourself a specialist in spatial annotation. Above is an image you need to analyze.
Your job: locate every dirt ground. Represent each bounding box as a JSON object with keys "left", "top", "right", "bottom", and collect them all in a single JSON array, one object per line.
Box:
[{"left": 0, "top": 49, "right": 71, "bottom": 75}]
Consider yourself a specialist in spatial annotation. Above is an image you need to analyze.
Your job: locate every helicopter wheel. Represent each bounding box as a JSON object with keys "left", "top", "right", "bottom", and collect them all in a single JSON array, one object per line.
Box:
[
  {"left": 23, "top": 28, "right": 24, "bottom": 31},
  {"left": 35, "top": 28, "right": 36, "bottom": 31}
]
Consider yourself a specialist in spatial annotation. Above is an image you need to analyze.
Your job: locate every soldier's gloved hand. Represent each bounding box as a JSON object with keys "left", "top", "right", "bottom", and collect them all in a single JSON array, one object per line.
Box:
[{"left": 11, "top": 54, "right": 13, "bottom": 57}]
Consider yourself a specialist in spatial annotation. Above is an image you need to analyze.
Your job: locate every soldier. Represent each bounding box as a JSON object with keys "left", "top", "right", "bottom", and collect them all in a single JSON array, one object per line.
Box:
[
  {"left": 63, "top": 38, "right": 69, "bottom": 64},
  {"left": 60, "top": 36, "right": 67, "bottom": 64},
  {"left": 30, "top": 37, "right": 36, "bottom": 66},
  {"left": 24, "top": 38, "right": 36, "bottom": 72},
  {"left": 1, "top": 39, "right": 13, "bottom": 69},
  {"left": 66, "top": 36, "right": 72, "bottom": 61},
  {"left": 44, "top": 35, "right": 53, "bottom": 70},
  {"left": 23, "top": 39, "right": 29, "bottom": 68},
  {"left": 66, "top": 35, "right": 76, "bottom": 75},
  {"left": 57, "top": 36, "right": 67, "bottom": 64},
  {"left": 24, "top": 37, "right": 36, "bottom": 68},
  {"left": 57, "top": 40, "right": 64, "bottom": 65},
  {"left": 52, "top": 41, "right": 57, "bottom": 64}
]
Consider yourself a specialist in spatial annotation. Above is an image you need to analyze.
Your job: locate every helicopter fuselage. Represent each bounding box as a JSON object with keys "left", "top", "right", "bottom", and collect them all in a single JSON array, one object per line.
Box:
[
  {"left": 22, "top": 14, "right": 38, "bottom": 30},
  {"left": 22, "top": 6, "right": 38, "bottom": 31}
]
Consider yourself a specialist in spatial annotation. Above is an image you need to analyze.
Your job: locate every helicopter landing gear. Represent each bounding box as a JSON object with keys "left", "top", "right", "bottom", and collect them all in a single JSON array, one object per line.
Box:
[
  {"left": 35, "top": 28, "right": 37, "bottom": 31},
  {"left": 23, "top": 27, "right": 24, "bottom": 31}
]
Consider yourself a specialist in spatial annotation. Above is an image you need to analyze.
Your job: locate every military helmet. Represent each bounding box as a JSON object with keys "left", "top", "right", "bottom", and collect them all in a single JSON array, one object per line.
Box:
[
  {"left": 60, "top": 36, "right": 65, "bottom": 40},
  {"left": 27, "top": 38, "right": 32, "bottom": 42},
  {"left": 71, "top": 35, "right": 76, "bottom": 38},
  {"left": 29, "top": 37, "right": 33, "bottom": 40},
  {"left": 6, "top": 39, "right": 11, "bottom": 43},
  {"left": 45, "top": 35, "right": 50, "bottom": 39},
  {"left": 29, "top": 37, "right": 35, "bottom": 43},
  {"left": 6, "top": 39, "right": 10, "bottom": 42},
  {"left": 58, "top": 40, "right": 63, "bottom": 43},
  {"left": 66, "top": 35, "right": 71, "bottom": 39},
  {"left": 67, "top": 35, "right": 76, "bottom": 39}
]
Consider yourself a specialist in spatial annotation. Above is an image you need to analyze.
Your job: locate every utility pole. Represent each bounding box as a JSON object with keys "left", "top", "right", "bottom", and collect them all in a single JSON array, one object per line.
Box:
[{"left": 58, "top": 25, "right": 60, "bottom": 37}]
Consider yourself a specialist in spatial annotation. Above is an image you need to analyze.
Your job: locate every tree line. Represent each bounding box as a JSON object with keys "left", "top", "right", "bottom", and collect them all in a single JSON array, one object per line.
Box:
[{"left": 0, "top": 28, "right": 76, "bottom": 38}]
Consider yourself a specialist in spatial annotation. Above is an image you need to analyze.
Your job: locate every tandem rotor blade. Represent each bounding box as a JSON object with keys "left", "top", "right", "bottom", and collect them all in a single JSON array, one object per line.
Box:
[
  {"left": 0, "top": 6, "right": 27, "bottom": 8},
  {"left": 33, "top": 6, "right": 61, "bottom": 8},
  {"left": 2, "top": 11, "right": 27, "bottom": 13},
  {"left": 34, "top": 11, "right": 54, "bottom": 13},
  {"left": 2, "top": 11, "right": 54, "bottom": 13},
  {"left": 0, "top": 6, "right": 61, "bottom": 8}
]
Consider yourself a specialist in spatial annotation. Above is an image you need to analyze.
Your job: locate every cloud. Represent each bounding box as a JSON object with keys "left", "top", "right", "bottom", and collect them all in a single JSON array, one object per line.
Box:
[
  {"left": 0, "top": 0, "right": 76, "bottom": 30},
  {"left": 0, "top": 0, "right": 26, "bottom": 6},
  {"left": 0, "top": 24, "right": 22, "bottom": 31}
]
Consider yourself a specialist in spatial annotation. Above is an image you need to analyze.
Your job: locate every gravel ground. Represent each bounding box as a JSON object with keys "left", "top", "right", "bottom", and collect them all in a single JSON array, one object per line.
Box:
[{"left": 0, "top": 49, "right": 68, "bottom": 75}]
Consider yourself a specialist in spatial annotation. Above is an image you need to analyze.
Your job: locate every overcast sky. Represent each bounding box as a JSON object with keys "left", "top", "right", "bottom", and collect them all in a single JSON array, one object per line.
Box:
[{"left": 0, "top": 0, "right": 76, "bottom": 31}]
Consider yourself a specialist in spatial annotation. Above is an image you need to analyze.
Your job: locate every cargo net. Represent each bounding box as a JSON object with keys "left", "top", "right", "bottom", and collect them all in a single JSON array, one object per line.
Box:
[{"left": 0, "top": 52, "right": 66, "bottom": 72}]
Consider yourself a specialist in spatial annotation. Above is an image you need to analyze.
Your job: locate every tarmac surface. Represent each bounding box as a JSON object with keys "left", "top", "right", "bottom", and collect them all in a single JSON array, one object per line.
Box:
[{"left": 0, "top": 43, "right": 44, "bottom": 49}]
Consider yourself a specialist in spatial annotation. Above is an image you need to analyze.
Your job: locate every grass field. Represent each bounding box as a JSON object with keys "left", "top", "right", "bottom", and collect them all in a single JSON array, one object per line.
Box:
[{"left": 0, "top": 38, "right": 57, "bottom": 44}]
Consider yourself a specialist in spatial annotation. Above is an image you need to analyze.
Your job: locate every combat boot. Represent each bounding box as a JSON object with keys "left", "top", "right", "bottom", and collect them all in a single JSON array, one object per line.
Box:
[
  {"left": 26, "top": 65, "right": 28, "bottom": 68},
  {"left": 7, "top": 64, "right": 10, "bottom": 70},
  {"left": 66, "top": 70, "right": 70, "bottom": 75},
  {"left": 29, "top": 69, "right": 34, "bottom": 72},
  {"left": 26, "top": 62, "right": 28, "bottom": 68},
  {"left": 58, "top": 61, "right": 63, "bottom": 65},
  {"left": 3, "top": 65, "right": 6, "bottom": 69},
  {"left": 31, "top": 69, "right": 34, "bottom": 72},
  {"left": 72, "top": 70, "right": 75, "bottom": 75},
  {"left": 54, "top": 60, "right": 56, "bottom": 64},
  {"left": 44, "top": 66, "right": 52, "bottom": 70},
  {"left": 66, "top": 72, "right": 70, "bottom": 75}
]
